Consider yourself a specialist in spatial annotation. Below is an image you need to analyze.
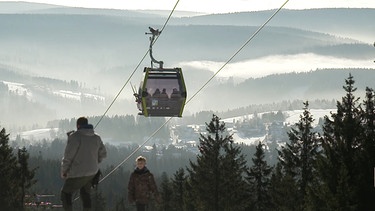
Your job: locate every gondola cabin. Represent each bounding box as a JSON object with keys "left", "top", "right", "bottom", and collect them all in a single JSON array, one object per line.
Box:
[{"left": 136, "top": 67, "right": 187, "bottom": 117}]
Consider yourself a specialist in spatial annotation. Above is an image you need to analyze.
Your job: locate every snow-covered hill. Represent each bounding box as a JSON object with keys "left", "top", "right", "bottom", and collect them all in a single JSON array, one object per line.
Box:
[
  {"left": 2, "top": 80, "right": 105, "bottom": 102},
  {"left": 11, "top": 109, "right": 336, "bottom": 147},
  {"left": 222, "top": 109, "right": 335, "bottom": 126},
  {"left": 0, "top": 79, "right": 112, "bottom": 128},
  {"left": 10, "top": 128, "right": 59, "bottom": 141},
  {"left": 223, "top": 109, "right": 336, "bottom": 145}
]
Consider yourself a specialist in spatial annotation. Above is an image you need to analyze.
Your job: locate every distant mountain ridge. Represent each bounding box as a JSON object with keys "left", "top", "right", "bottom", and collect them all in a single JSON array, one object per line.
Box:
[
  {"left": 0, "top": 1, "right": 62, "bottom": 13},
  {"left": 0, "top": 2, "right": 374, "bottom": 129},
  {"left": 0, "top": 1, "right": 203, "bottom": 17},
  {"left": 0, "top": 13, "right": 371, "bottom": 78},
  {"left": 176, "top": 8, "right": 375, "bottom": 43},
  {"left": 1, "top": 2, "right": 374, "bottom": 42}
]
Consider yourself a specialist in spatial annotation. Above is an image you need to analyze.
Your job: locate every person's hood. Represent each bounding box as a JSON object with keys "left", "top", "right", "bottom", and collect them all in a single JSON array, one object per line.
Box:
[
  {"left": 78, "top": 124, "right": 94, "bottom": 130},
  {"left": 134, "top": 166, "right": 150, "bottom": 175},
  {"left": 78, "top": 124, "right": 95, "bottom": 136}
]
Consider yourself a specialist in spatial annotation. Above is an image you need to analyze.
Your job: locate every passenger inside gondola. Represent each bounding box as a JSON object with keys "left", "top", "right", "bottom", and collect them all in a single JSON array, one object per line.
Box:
[
  {"left": 152, "top": 88, "right": 160, "bottom": 97},
  {"left": 170, "top": 88, "right": 180, "bottom": 98},
  {"left": 143, "top": 88, "right": 151, "bottom": 98},
  {"left": 135, "top": 67, "right": 186, "bottom": 117},
  {"left": 160, "top": 88, "right": 169, "bottom": 99}
]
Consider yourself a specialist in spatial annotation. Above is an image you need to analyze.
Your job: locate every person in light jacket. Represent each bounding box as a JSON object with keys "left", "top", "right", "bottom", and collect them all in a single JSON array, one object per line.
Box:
[
  {"left": 128, "top": 156, "right": 161, "bottom": 211},
  {"left": 60, "top": 117, "right": 107, "bottom": 211}
]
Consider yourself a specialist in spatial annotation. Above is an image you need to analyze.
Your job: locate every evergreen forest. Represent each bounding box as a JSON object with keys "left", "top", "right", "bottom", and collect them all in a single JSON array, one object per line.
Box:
[{"left": 1, "top": 74, "right": 375, "bottom": 210}]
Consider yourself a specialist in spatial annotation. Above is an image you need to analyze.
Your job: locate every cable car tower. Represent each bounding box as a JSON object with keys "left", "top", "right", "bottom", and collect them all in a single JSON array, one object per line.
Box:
[{"left": 134, "top": 27, "right": 187, "bottom": 117}]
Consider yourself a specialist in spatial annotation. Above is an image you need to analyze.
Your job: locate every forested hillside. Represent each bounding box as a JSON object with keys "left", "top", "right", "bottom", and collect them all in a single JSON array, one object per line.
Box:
[
  {"left": 2, "top": 67, "right": 374, "bottom": 130},
  {"left": 200, "top": 68, "right": 375, "bottom": 111},
  {"left": 2, "top": 74, "right": 375, "bottom": 210},
  {"left": 176, "top": 8, "right": 375, "bottom": 43}
]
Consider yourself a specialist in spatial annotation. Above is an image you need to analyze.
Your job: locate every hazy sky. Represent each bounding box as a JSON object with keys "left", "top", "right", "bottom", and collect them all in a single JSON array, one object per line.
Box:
[
  {"left": 2, "top": 0, "right": 374, "bottom": 83},
  {"left": 3, "top": 0, "right": 375, "bottom": 13}
]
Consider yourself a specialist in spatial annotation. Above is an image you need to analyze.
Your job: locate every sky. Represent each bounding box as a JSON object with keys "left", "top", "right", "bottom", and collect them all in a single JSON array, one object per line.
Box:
[{"left": 2, "top": 0, "right": 375, "bottom": 13}]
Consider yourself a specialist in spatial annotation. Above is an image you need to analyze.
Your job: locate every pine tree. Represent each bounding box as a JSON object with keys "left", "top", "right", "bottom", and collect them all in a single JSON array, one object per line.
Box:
[
  {"left": 17, "top": 147, "right": 37, "bottom": 209},
  {"left": 357, "top": 87, "right": 375, "bottom": 209},
  {"left": 187, "top": 114, "right": 249, "bottom": 211},
  {"left": 277, "top": 101, "right": 320, "bottom": 209},
  {"left": 269, "top": 163, "right": 299, "bottom": 211},
  {"left": 0, "top": 127, "right": 19, "bottom": 209},
  {"left": 0, "top": 127, "right": 37, "bottom": 210},
  {"left": 314, "top": 74, "right": 363, "bottom": 210},
  {"left": 246, "top": 141, "right": 273, "bottom": 211},
  {"left": 159, "top": 172, "right": 173, "bottom": 211},
  {"left": 183, "top": 177, "right": 196, "bottom": 211},
  {"left": 171, "top": 168, "right": 188, "bottom": 211}
]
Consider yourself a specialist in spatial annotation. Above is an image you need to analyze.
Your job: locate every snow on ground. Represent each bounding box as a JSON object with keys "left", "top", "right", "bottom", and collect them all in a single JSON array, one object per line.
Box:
[
  {"left": 53, "top": 90, "right": 81, "bottom": 101},
  {"left": 2, "top": 80, "right": 32, "bottom": 99},
  {"left": 233, "top": 133, "right": 265, "bottom": 145},
  {"left": 10, "top": 128, "right": 59, "bottom": 141},
  {"left": 2, "top": 80, "right": 105, "bottom": 102},
  {"left": 83, "top": 93, "right": 105, "bottom": 101},
  {"left": 9, "top": 109, "right": 337, "bottom": 145},
  {"left": 284, "top": 109, "right": 336, "bottom": 126},
  {"left": 52, "top": 90, "right": 105, "bottom": 102},
  {"left": 223, "top": 109, "right": 336, "bottom": 126},
  {"left": 224, "top": 109, "right": 336, "bottom": 146},
  {"left": 222, "top": 114, "right": 256, "bottom": 124}
]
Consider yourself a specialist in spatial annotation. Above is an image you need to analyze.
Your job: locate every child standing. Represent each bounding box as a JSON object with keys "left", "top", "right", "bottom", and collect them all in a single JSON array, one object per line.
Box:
[{"left": 128, "top": 156, "right": 160, "bottom": 211}]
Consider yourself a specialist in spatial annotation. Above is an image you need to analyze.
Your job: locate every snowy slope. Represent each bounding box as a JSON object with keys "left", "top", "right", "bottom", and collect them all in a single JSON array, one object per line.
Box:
[
  {"left": 3, "top": 81, "right": 32, "bottom": 99},
  {"left": 223, "top": 109, "right": 336, "bottom": 145},
  {"left": 10, "top": 128, "right": 59, "bottom": 141},
  {"left": 284, "top": 109, "right": 336, "bottom": 126},
  {"left": 10, "top": 109, "right": 336, "bottom": 145},
  {"left": 2, "top": 80, "right": 105, "bottom": 102}
]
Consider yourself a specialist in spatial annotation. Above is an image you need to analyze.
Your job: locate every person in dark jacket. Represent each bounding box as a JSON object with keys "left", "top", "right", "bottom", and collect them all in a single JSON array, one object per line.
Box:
[
  {"left": 128, "top": 156, "right": 160, "bottom": 211},
  {"left": 60, "top": 117, "right": 107, "bottom": 211}
]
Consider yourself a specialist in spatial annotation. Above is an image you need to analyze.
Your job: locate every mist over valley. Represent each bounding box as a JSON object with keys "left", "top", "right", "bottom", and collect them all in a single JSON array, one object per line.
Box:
[{"left": 0, "top": 2, "right": 374, "bottom": 132}]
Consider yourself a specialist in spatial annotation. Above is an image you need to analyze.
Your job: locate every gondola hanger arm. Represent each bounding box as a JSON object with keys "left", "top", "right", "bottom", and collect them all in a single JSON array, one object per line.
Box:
[{"left": 146, "top": 27, "right": 164, "bottom": 69}]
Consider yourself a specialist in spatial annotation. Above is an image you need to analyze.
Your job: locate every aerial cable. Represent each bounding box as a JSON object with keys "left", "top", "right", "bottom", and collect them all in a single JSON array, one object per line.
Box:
[
  {"left": 95, "top": 0, "right": 180, "bottom": 169},
  {"left": 97, "top": 0, "right": 289, "bottom": 184},
  {"left": 90, "top": 0, "right": 288, "bottom": 194},
  {"left": 93, "top": 52, "right": 147, "bottom": 129},
  {"left": 93, "top": 0, "right": 181, "bottom": 129},
  {"left": 99, "top": 117, "right": 172, "bottom": 183},
  {"left": 186, "top": 0, "right": 290, "bottom": 105},
  {"left": 72, "top": 0, "right": 181, "bottom": 203}
]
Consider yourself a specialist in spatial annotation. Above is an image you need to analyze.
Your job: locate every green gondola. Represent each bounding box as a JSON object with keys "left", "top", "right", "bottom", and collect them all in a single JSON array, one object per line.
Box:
[{"left": 134, "top": 27, "right": 187, "bottom": 117}]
